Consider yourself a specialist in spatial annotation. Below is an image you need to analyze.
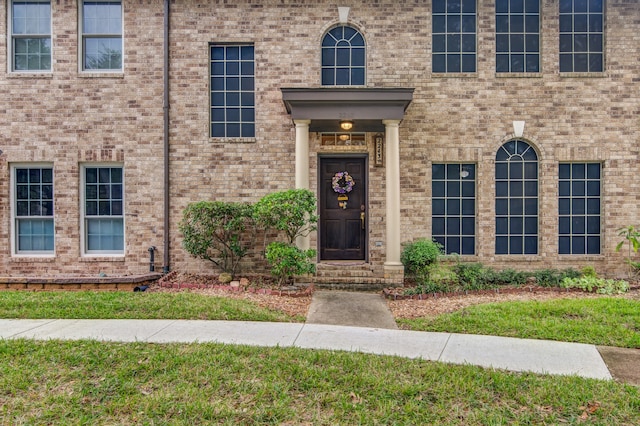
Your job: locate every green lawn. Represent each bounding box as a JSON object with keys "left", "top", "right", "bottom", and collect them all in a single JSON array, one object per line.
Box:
[
  {"left": 1, "top": 339, "right": 638, "bottom": 425},
  {"left": 398, "top": 297, "right": 640, "bottom": 348},
  {"left": 0, "top": 291, "right": 303, "bottom": 322}
]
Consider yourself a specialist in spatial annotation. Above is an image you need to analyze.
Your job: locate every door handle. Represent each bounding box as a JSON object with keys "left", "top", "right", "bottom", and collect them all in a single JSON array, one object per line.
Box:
[{"left": 360, "top": 211, "right": 366, "bottom": 229}]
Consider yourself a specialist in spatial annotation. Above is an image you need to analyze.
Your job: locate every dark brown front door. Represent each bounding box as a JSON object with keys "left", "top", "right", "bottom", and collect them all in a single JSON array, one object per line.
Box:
[{"left": 319, "top": 156, "right": 367, "bottom": 260}]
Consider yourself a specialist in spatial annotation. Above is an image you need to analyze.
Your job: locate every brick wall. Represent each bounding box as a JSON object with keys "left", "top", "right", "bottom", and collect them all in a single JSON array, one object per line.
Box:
[{"left": 1, "top": 1, "right": 638, "bottom": 279}]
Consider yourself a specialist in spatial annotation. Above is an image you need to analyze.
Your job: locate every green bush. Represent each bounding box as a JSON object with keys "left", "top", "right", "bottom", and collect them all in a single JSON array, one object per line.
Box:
[
  {"left": 179, "top": 201, "right": 254, "bottom": 276},
  {"left": 532, "top": 268, "right": 580, "bottom": 287},
  {"left": 561, "top": 276, "right": 630, "bottom": 295},
  {"left": 401, "top": 239, "right": 443, "bottom": 279},
  {"left": 254, "top": 189, "right": 318, "bottom": 244},
  {"left": 265, "top": 242, "right": 316, "bottom": 286}
]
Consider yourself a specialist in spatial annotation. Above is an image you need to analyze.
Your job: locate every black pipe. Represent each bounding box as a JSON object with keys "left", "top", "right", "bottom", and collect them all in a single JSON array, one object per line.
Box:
[{"left": 148, "top": 246, "right": 156, "bottom": 272}]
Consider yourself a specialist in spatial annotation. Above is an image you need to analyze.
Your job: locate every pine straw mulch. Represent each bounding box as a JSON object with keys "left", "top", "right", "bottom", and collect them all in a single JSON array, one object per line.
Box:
[{"left": 149, "top": 272, "right": 640, "bottom": 320}]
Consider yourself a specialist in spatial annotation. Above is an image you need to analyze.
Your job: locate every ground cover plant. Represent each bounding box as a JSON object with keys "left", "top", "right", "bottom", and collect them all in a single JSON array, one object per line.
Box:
[
  {"left": 0, "top": 291, "right": 303, "bottom": 322},
  {"left": 398, "top": 297, "right": 640, "bottom": 348},
  {"left": 1, "top": 339, "right": 638, "bottom": 425}
]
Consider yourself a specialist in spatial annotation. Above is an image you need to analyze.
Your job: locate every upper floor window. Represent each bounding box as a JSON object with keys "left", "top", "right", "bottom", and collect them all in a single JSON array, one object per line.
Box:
[
  {"left": 559, "top": 0, "right": 604, "bottom": 72},
  {"left": 321, "top": 25, "right": 365, "bottom": 86},
  {"left": 13, "top": 166, "right": 54, "bottom": 254},
  {"left": 495, "top": 140, "right": 538, "bottom": 255},
  {"left": 496, "top": 0, "right": 540, "bottom": 73},
  {"left": 83, "top": 166, "right": 124, "bottom": 254},
  {"left": 432, "top": 163, "right": 476, "bottom": 255},
  {"left": 210, "top": 44, "right": 255, "bottom": 138},
  {"left": 81, "top": 1, "right": 122, "bottom": 71},
  {"left": 10, "top": 0, "right": 51, "bottom": 72},
  {"left": 432, "top": 0, "right": 477, "bottom": 73},
  {"left": 559, "top": 163, "right": 601, "bottom": 254}
]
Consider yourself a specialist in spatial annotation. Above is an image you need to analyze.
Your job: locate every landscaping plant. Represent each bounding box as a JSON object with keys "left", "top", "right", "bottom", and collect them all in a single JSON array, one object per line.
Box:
[
  {"left": 616, "top": 225, "right": 640, "bottom": 278},
  {"left": 265, "top": 241, "right": 316, "bottom": 285},
  {"left": 179, "top": 201, "right": 254, "bottom": 276},
  {"left": 253, "top": 189, "right": 318, "bottom": 244}
]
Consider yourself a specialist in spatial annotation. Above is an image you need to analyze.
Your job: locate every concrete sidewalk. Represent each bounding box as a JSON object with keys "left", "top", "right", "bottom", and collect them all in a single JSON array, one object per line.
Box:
[{"left": 0, "top": 318, "right": 613, "bottom": 381}]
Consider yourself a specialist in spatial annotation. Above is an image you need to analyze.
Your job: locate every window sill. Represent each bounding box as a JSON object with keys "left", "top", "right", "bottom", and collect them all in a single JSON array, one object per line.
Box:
[
  {"left": 80, "top": 255, "right": 126, "bottom": 262},
  {"left": 209, "top": 137, "right": 257, "bottom": 144},
  {"left": 495, "top": 72, "right": 542, "bottom": 78},
  {"left": 430, "top": 72, "right": 477, "bottom": 78},
  {"left": 559, "top": 72, "right": 607, "bottom": 78},
  {"left": 10, "top": 255, "right": 56, "bottom": 262},
  {"left": 78, "top": 72, "right": 124, "bottom": 79},
  {"left": 7, "top": 72, "right": 53, "bottom": 79}
]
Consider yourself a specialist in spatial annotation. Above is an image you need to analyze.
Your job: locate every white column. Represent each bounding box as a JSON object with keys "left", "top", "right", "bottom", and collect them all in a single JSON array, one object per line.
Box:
[
  {"left": 383, "top": 119, "right": 402, "bottom": 268},
  {"left": 294, "top": 119, "right": 311, "bottom": 250}
]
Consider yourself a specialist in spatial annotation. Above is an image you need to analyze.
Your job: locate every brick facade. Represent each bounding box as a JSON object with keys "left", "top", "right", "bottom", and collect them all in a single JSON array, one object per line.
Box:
[{"left": 1, "top": 1, "right": 639, "bottom": 280}]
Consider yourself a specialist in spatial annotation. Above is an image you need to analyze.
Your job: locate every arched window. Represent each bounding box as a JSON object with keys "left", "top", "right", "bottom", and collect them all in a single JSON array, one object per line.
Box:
[
  {"left": 321, "top": 25, "right": 365, "bottom": 86},
  {"left": 495, "top": 140, "right": 538, "bottom": 255}
]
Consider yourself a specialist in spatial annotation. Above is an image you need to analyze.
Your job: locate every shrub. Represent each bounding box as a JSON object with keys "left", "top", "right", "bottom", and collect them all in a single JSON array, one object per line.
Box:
[
  {"left": 401, "top": 239, "right": 443, "bottom": 280},
  {"left": 533, "top": 268, "right": 581, "bottom": 287},
  {"left": 179, "top": 201, "right": 254, "bottom": 276},
  {"left": 616, "top": 225, "right": 640, "bottom": 278},
  {"left": 561, "top": 276, "right": 630, "bottom": 295},
  {"left": 265, "top": 242, "right": 316, "bottom": 286},
  {"left": 254, "top": 189, "right": 318, "bottom": 244}
]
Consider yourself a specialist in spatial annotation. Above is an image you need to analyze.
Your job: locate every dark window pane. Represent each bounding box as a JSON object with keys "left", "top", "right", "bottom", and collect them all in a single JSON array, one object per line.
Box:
[
  {"left": 559, "top": 163, "right": 571, "bottom": 179},
  {"left": 496, "top": 34, "right": 509, "bottom": 53},
  {"left": 462, "top": 199, "right": 475, "bottom": 215},
  {"left": 510, "top": 217, "right": 523, "bottom": 234},
  {"left": 511, "top": 0, "right": 525, "bottom": 13},
  {"left": 433, "top": 16, "right": 446, "bottom": 33},
  {"left": 586, "top": 163, "right": 601, "bottom": 179},
  {"left": 572, "top": 236, "right": 586, "bottom": 254},
  {"left": 509, "top": 181, "right": 523, "bottom": 197},
  {"left": 447, "top": 54, "right": 461, "bottom": 72},
  {"left": 446, "top": 237, "right": 461, "bottom": 255},
  {"left": 510, "top": 199, "right": 523, "bottom": 215},
  {"left": 559, "top": 236, "right": 571, "bottom": 254},
  {"left": 461, "top": 181, "right": 474, "bottom": 197},
  {"left": 447, "top": 34, "right": 461, "bottom": 52},
  {"left": 496, "top": 236, "right": 509, "bottom": 254},
  {"left": 447, "top": 218, "right": 460, "bottom": 234},
  {"left": 524, "top": 236, "right": 537, "bottom": 254},
  {"left": 572, "top": 198, "right": 586, "bottom": 214},
  {"left": 586, "top": 198, "right": 600, "bottom": 214},
  {"left": 433, "top": 218, "right": 445, "bottom": 235},
  {"left": 433, "top": 35, "right": 446, "bottom": 53},
  {"left": 572, "top": 181, "right": 586, "bottom": 196},
  {"left": 587, "top": 216, "right": 600, "bottom": 234},
  {"left": 447, "top": 182, "right": 460, "bottom": 197},
  {"left": 432, "top": 164, "right": 445, "bottom": 179},
  {"left": 496, "top": 163, "right": 508, "bottom": 179},
  {"left": 433, "top": 181, "right": 445, "bottom": 197},
  {"left": 433, "top": 199, "right": 445, "bottom": 215},
  {"left": 589, "top": 54, "right": 602, "bottom": 72},
  {"left": 572, "top": 163, "right": 585, "bottom": 179},
  {"left": 510, "top": 16, "right": 524, "bottom": 33},
  {"left": 496, "top": 199, "right": 508, "bottom": 215},
  {"left": 559, "top": 198, "right": 571, "bottom": 215},
  {"left": 496, "top": 0, "right": 509, "bottom": 13},
  {"left": 496, "top": 55, "right": 509, "bottom": 72},
  {"left": 461, "top": 237, "right": 475, "bottom": 255},
  {"left": 525, "top": 34, "right": 539, "bottom": 52},
  {"left": 559, "top": 217, "right": 571, "bottom": 235},
  {"left": 496, "top": 218, "right": 508, "bottom": 235},
  {"left": 525, "top": 217, "right": 537, "bottom": 234},
  {"left": 559, "top": 54, "right": 573, "bottom": 71},
  {"left": 496, "top": 16, "right": 509, "bottom": 33},
  {"left": 510, "top": 236, "right": 523, "bottom": 254},
  {"left": 496, "top": 182, "right": 508, "bottom": 197},
  {"left": 559, "top": 34, "right": 572, "bottom": 52},
  {"left": 511, "top": 55, "right": 525, "bottom": 72},
  {"left": 461, "top": 55, "right": 476, "bottom": 72},
  {"left": 462, "top": 218, "right": 475, "bottom": 235},
  {"left": 587, "top": 236, "right": 600, "bottom": 254},
  {"left": 573, "top": 214, "right": 590, "bottom": 236},
  {"left": 447, "top": 199, "right": 460, "bottom": 215}
]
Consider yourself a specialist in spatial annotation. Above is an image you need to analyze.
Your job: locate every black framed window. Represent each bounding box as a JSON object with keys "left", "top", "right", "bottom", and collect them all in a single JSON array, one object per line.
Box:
[
  {"left": 559, "top": 163, "right": 601, "bottom": 254},
  {"left": 432, "top": 0, "right": 477, "bottom": 73},
  {"left": 496, "top": 0, "right": 540, "bottom": 73},
  {"left": 559, "top": 0, "right": 604, "bottom": 72},
  {"left": 432, "top": 164, "right": 476, "bottom": 255},
  {"left": 495, "top": 140, "right": 538, "bottom": 255},
  {"left": 210, "top": 44, "right": 255, "bottom": 138},
  {"left": 321, "top": 26, "right": 366, "bottom": 86}
]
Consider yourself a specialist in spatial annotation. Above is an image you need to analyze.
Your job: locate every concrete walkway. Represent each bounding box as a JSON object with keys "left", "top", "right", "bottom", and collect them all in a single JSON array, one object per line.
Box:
[{"left": 0, "top": 318, "right": 613, "bottom": 381}]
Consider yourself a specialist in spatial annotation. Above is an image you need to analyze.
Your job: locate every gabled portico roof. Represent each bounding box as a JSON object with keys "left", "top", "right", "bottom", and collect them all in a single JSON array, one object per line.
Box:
[{"left": 281, "top": 88, "right": 414, "bottom": 132}]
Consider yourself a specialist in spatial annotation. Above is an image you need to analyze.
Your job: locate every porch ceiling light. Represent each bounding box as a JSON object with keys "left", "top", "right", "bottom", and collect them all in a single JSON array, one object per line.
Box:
[{"left": 340, "top": 120, "right": 354, "bottom": 130}]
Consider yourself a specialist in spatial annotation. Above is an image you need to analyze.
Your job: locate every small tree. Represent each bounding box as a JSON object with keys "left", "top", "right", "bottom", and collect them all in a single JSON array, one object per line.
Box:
[
  {"left": 616, "top": 225, "right": 640, "bottom": 278},
  {"left": 254, "top": 189, "right": 318, "bottom": 244},
  {"left": 255, "top": 189, "right": 318, "bottom": 286},
  {"left": 179, "top": 201, "right": 254, "bottom": 276}
]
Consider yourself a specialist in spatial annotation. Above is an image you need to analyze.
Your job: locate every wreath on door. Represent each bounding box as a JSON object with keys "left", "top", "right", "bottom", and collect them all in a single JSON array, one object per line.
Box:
[{"left": 332, "top": 171, "right": 355, "bottom": 194}]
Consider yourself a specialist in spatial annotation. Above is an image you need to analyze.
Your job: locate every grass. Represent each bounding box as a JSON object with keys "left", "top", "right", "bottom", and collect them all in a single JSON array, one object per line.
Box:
[
  {"left": 1, "top": 339, "right": 639, "bottom": 425},
  {"left": 399, "top": 297, "right": 640, "bottom": 348},
  {"left": 0, "top": 291, "right": 303, "bottom": 322}
]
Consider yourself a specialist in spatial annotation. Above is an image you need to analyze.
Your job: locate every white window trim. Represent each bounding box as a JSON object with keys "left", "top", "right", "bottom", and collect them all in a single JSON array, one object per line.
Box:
[
  {"left": 80, "top": 163, "right": 125, "bottom": 257},
  {"left": 7, "top": 0, "right": 53, "bottom": 74},
  {"left": 78, "top": 0, "right": 124, "bottom": 73},
  {"left": 10, "top": 163, "right": 55, "bottom": 257}
]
